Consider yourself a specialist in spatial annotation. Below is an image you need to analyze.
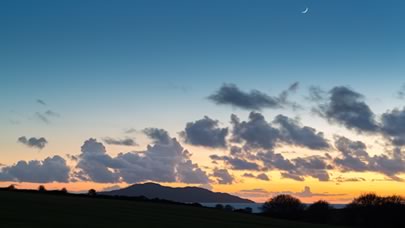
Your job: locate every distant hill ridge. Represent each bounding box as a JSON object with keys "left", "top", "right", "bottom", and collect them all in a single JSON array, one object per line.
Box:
[{"left": 101, "top": 182, "right": 254, "bottom": 203}]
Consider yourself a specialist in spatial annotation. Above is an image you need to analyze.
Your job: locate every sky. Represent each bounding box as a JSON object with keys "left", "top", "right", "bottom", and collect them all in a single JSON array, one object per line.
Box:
[{"left": 1, "top": 0, "right": 405, "bottom": 203}]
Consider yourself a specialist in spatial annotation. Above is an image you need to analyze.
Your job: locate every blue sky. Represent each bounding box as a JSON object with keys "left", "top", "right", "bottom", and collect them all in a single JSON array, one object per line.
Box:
[
  {"left": 1, "top": 0, "right": 405, "bottom": 199},
  {"left": 2, "top": 0, "right": 405, "bottom": 131}
]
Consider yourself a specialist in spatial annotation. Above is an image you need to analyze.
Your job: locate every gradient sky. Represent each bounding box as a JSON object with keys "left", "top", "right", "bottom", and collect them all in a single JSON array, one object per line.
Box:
[{"left": 1, "top": 0, "right": 405, "bottom": 203}]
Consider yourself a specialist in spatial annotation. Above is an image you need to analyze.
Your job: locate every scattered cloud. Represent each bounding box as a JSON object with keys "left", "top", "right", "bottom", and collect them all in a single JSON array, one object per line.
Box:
[
  {"left": 257, "top": 173, "right": 270, "bottom": 181},
  {"left": 101, "top": 185, "right": 122, "bottom": 192},
  {"left": 208, "top": 83, "right": 299, "bottom": 111},
  {"left": 17, "top": 136, "right": 48, "bottom": 149},
  {"left": 36, "top": 99, "right": 46, "bottom": 106},
  {"left": 0, "top": 156, "right": 70, "bottom": 183},
  {"left": 181, "top": 116, "right": 228, "bottom": 148},
  {"left": 231, "top": 112, "right": 280, "bottom": 150},
  {"left": 398, "top": 84, "right": 405, "bottom": 99},
  {"left": 314, "top": 86, "right": 379, "bottom": 133},
  {"left": 103, "top": 137, "right": 137, "bottom": 146},
  {"left": 333, "top": 136, "right": 405, "bottom": 181},
  {"left": 74, "top": 136, "right": 210, "bottom": 184},
  {"left": 143, "top": 128, "right": 171, "bottom": 144},
  {"left": 273, "top": 115, "right": 330, "bottom": 150},
  {"left": 212, "top": 168, "right": 234, "bottom": 184},
  {"left": 381, "top": 108, "right": 405, "bottom": 146}
]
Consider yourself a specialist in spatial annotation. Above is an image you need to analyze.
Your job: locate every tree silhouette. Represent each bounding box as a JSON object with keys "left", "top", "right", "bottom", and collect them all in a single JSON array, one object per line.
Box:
[
  {"left": 38, "top": 185, "right": 46, "bottom": 192},
  {"left": 214, "top": 204, "right": 224, "bottom": 210},
  {"left": 224, "top": 204, "right": 234, "bottom": 211},
  {"left": 88, "top": 189, "right": 97, "bottom": 196},
  {"left": 7, "top": 184, "right": 16, "bottom": 190},
  {"left": 60, "top": 187, "right": 68, "bottom": 194},
  {"left": 262, "top": 194, "right": 305, "bottom": 219},
  {"left": 306, "top": 200, "right": 332, "bottom": 223}
]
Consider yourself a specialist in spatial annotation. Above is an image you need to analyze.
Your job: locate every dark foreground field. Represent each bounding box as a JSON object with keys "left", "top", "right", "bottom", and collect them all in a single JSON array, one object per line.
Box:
[{"left": 0, "top": 191, "right": 347, "bottom": 228}]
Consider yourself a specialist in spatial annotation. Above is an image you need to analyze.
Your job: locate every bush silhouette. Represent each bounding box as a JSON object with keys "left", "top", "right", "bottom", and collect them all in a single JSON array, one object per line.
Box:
[
  {"left": 88, "top": 189, "right": 97, "bottom": 196},
  {"left": 7, "top": 184, "right": 16, "bottom": 191},
  {"left": 214, "top": 204, "right": 224, "bottom": 210},
  {"left": 345, "top": 193, "right": 405, "bottom": 227},
  {"left": 38, "top": 185, "right": 46, "bottom": 192},
  {"left": 306, "top": 200, "right": 332, "bottom": 223},
  {"left": 262, "top": 194, "right": 305, "bottom": 219},
  {"left": 60, "top": 188, "right": 68, "bottom": 194},
  {"left": 224, "top": 204, "right": 234, "bottom": 211}
]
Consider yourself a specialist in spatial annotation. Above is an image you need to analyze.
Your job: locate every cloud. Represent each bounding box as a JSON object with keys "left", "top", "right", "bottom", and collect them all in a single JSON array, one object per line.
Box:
[
  {"left": 36, "top": 99, "right": 46, "bottom": 105},
  {"left": 208, "top": 83, "right": 299, "bottom": 111},
  {"left": 180, "top": 116, "right": 228, "bottom": 148},
  {"left": 75, "top": 137, "right": 210, "bottom": 184},
  {"left": 231, "top": 112, "right": 280, "bottom": 150},
  {"left": 17, "top": 136, "right": 48, "bottom": 149},
  {"left": 381, "top": 108, "right": 405, "bottom": 146},
  {"left": 35, "top": 112, "right": 50, "bottom": 124},
  {"left": 236, "top": 186, "right": 345, "bottom": 200},
  {"left": 236, "top": 188, "right": 270, "bottom": 198},
  {"left": 210, "top": 155, "right": 260, "bottom": 170},
  {"left": 101, "top": 185, "right": 122, "bottom": 192},
  {"left": 333, "top": 136, "right": 405, "bottom": 180},
  {"left": 124, "top": 128, "right": 137, "bottom": 134},
  {"left": 242, "top": 172, "right": 270, "bottom": 181},
  {"left": 273, "top": 115, "right": 330, "bottom": 150},
  {"left": 143, "top": 128, "right": 171, "bottom": 144},
  {"left": 398, "top": 84, "right": 405, "bottom": 99},
  {"left": 35, "top": 110, "right": 60, "bottom": 124},
  {"left": 103, "top": 137, "right": 137, "bottom": 146},
  {"left": 212, "top": 168, "right": 234, "bottom": 184},
  {"left": 294, "top": 186, "right": 346, "bottom": 198},
  {"left": 0, "top": 156, "right": 70, "bottom": 183},
  {"left": 230, "top": 112, "right": 329, "bottom": 151},
  {"left": 334, "top": 176, "right": 366, "bottom": 183},
  {"left": 44, "top": 110, "right": 60, "bottom": 117},
  {"left": 315, "top": 86, "right": 379, "bottom": 133},
  {"left": 256, "top": 173, "right": 270, "bottom": 181}
]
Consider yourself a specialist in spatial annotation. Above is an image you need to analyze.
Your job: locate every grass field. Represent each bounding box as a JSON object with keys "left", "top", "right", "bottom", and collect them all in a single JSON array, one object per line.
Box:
[{"left": 0, "top": 191, "right": 348, "bottom": 228}]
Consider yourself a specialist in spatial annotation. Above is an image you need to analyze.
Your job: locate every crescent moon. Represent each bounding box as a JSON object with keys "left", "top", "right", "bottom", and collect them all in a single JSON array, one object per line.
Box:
[{"left": 302, "top": 7, "right": 309, "bottom": 14}]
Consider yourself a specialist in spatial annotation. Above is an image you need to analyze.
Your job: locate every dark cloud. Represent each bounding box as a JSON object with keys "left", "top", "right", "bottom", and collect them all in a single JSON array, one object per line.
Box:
[
  {"left": 334, "top": 136, "right": 405, "bottom": 180},
  {"left": 236, "top": 186, "right": 346, "bottom": 199},
  {"left": 231, "top": 112, "right": 329, "bottom": 151},
  {"left": 286, "top": 186, "right": 346, "bottom": 198},
  {"left": 231, "top": 112, "right": 280, "bottom": 150},
  {"left": 35, "top": 110, "right": 60, "bottom": 124},
  {"left": 36, "top": 99, "right": 46, "bottom": 105},
  {"left": 381, "top": 108, "right": 405, "bottom": 146},
  {"left": 242, "top": 173, "right": 255, "bottom": 178},
  {"left": 307, "top": 86, "right": 327, "bottom": 102},
  {"left": 0, "top": 156, "right": 70, "bottom": 183},
  {"left": 316, "top": 86, "right": 379, "bottom": 133},
  {"left": 44, "top": 110, "right": 60, "bottom": 117},
  {"left": 212, "top": 168, "right": 234, "bottom": 184},
  {"left": 124, "top": 128, "right": 137, "bottom": 134},
  {"left": 334, "top": 176, "right": 366, "bottom": 183},
  {"left": 35, "top": 112, "right": 50, "bottom": 124},
  {"left": 181, "top": 116, "right": 228, "bottom": 148},
  {"left": 208, "top": 83, "right": 299, "bottom": 111},
  {"left": 273, "top": 115, "right": 330, "bottom": 150},
  {"left": 256, "top": 173, "right": 270, "bottom": 181},
  {"left": 75, "top": 137, "right": 210, "bottom": 184},
  {"left": 17, "top": 136, "right": 48, "bottom": 149},
  {"left": 333, "top": 136, "right": 369, "bottom": 172},
  {"left": 143, "top": 128, "right": 171, "bottom": 144},
  {"left": 211, "top": 155, "right": 260, "bottom": 170},
  {"left": 241, "top": 172, "right": 270, "bottom": 181},
  {"left": 398, "top": 84, "right": 405, "bottom": 99},
  {"left": 103, "top": 137, "right": 137, "bottom": 146}
]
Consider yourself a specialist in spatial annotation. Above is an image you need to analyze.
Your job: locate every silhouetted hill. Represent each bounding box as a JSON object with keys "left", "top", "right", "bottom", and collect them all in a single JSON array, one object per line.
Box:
[{"left": 101, "top": 182, "right": 254, "bottom": 203}]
